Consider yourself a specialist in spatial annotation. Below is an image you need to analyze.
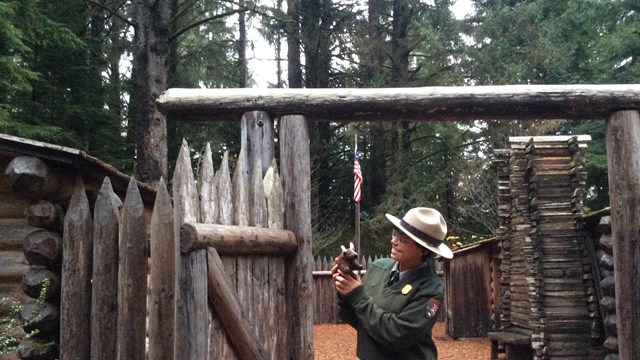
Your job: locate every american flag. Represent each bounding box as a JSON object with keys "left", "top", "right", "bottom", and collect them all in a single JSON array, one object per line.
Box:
[{"left": 353, "top": 145, "right": 363, "bottom": 203}]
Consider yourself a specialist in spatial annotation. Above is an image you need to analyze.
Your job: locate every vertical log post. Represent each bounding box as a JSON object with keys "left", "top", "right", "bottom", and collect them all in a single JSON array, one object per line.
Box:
[
  {"left": 280, "top": 114, "right": 314, "bottom": 359},
  {"left": 198, "top": 143, "right": 228, "bottom": 360},
  {"left": 263, "top": 159, "right": 286, "bottom": 357},
  {"left": 231, "top": 147, "right": 253, "bottom": 344},
  {"left": 199, "top": 143, "right": 218, "bottom": 224},
  {"left": 264, "top": 159, "right": 284, "bottom": 230},
  {"left": 149, "top": 178, "right": 176, "bottom": 360},
  {"left": 214, "top": 149, "right": 238, "bottom": 358},
  {"left": 218, "top": 150, "right": 234, "bottom": 226},
  {"left": 249, "top": 122, "right": 269, "bottom": 356},
  {"left": 117, "top": 177, "right": 148, "bottom": 360},
  {"left": 91, "top": 178, "right": 120, "bottom": 360},
  {"left": 60, "top": 179, "right": 92, "bottom": 360},
  {"left": 174, "top": 140, "right": 207, "bottom": 360},
  {"left": 605, "top": 110, "right": 640, "bottom": 360}
]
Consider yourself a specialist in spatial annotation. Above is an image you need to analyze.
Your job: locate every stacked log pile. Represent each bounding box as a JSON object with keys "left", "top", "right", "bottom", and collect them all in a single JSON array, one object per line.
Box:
[
  {"left": 503, "top": 141, "right": 534, "bottom": 331},
  {"left": 495, "top": 136, "right": 594, "bottom": 360},
  {"left": 526, "top": 137, "right": 592, "bottom": 359},
  {"left": 4, "top": 156, "right": 63, "bottom": 359},
  {"left": 494, "top": 149, "right": 510, "bottom": 330}
]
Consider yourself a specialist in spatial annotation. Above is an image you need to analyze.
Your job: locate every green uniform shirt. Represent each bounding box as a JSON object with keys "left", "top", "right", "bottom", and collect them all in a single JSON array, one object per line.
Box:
[{"left": 338, "top": 258, "right": 444, "bottom": 360}]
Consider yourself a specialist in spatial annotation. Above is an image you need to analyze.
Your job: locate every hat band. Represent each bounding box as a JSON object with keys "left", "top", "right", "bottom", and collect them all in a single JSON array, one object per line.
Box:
[{"left": 399, "top": 219, "right": 444, "bottom": 248}]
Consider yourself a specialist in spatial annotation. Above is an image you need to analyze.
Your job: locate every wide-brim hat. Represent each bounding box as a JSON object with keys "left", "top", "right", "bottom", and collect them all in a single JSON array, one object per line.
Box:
[{"left": 385, "top": 207, "right": 453, "bottom": 259}]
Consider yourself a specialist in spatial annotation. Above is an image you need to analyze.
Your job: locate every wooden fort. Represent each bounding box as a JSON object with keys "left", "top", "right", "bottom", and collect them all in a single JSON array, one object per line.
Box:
[{"left": 1, "top": 85, "right": 639, "bottom": 360}]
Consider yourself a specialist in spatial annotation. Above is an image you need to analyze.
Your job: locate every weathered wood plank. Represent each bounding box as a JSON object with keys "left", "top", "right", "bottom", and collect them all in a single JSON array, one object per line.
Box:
[
  {"left": 199, "top": 143, "right": 218, "bottom": 224},
  {"left": 196, "top": 143, "right": 230, "bottom": 360},
  {"left": 91, "top": 177, "right": 119, "bottom": 360},
  {"left": 173, "top": 140, "right": 207, "bottom": 360},
  {"left": 605, "top": 110, "right": 640, "bottom": 360},
  {"left": 280, "top": 114, "right": 314, "bottom": 359},
  {"left": 214, "top": 149, "right": 238, "bottom": 360},
  {"left": 157, "top": 85, "right": 640, "bottom": 122},
  {"left": 247, "top": 120, "right": 270, "bottom": 355},
  {"left": 250, "top": 159, "right": 267, "bottom": 229},
  {"left": 265, "top": 157, "right": 286, "bottom": 356},
  {"left": 116, "top": 177, "right": 147, "bottom": 360},
  {"left": 60, "top": 178, "right": 92, "bottom": 360},
  {"left": 180, "top": 223, "right": 297, "bottom": 255},
  {"left": 232, "top": 148, "right": 250, "bottom": 227},
  {"left": 263, "top": 159, "right": 284, "bottom": 230},
  {"left": 231, "top": 142, "right": 255, "bottom": 359},
  {"left": 148, "top": 178, "right": 176, "bottom": 360},
  {"left": 218, "top": 151, "right": 234, "bottom": 226}
]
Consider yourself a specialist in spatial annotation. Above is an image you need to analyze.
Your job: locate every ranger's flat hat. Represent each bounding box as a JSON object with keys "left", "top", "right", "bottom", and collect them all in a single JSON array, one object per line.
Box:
[{"left": 386, "top": 207, "right": 453, "bottom": 259}]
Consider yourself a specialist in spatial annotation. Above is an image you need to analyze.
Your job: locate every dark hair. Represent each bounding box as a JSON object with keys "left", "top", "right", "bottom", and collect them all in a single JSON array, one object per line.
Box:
[{"left": 421, "top": 249, "right": 434, "bottom": 262}]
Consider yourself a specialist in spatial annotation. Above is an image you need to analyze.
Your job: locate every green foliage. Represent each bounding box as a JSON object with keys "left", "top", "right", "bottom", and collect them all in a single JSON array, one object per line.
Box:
[
  {"left": 558, "top": 119, "right": 610, "bottom": 211},
  {"left": 6, "top": 0, "right": 636, "bottom": 256},
  {"left": 0, "top": 297, "right": 22, "bottom": 353},
  {"left": 0, "top": 278, "right": 51, "bottom": 354}
]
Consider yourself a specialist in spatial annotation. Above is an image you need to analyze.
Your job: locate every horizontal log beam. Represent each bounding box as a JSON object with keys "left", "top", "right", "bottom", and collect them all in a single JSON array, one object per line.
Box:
[
  {"left": 180, "top": 223, "right": 297, "bottom": 255},
  {"left": 157, "top": 85, "right": 640, "bottom": 122}
]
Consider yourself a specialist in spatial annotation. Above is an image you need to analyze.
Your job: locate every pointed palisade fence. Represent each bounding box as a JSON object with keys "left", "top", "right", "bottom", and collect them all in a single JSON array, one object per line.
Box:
[{"left": 57, "top": 113, "right": 313, "bottom": 359}]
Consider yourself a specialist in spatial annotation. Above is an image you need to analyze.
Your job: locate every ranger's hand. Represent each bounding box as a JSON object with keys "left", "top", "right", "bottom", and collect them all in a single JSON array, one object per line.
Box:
[{"left": 332, "top": 266, "right": 361, "bottom": 296}]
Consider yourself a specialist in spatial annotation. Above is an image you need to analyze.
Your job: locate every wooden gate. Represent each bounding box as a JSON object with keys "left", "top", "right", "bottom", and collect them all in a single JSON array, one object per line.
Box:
[
  {"left": 56, "top": 111, "right": 313, "bottom": 359},
  {"left": 168, "top": 111, "right": 312, "bottom": 359}
]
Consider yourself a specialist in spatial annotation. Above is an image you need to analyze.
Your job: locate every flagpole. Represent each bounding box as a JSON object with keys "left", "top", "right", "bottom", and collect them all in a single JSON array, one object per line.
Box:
[{"left": 355, "top": 134, "right": 361, "bottom": 258}]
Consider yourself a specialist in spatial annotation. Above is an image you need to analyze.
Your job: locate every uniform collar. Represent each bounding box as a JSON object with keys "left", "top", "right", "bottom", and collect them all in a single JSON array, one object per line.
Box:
[{"left": 391, "top": 261, "right": 428, "bottom": 281}]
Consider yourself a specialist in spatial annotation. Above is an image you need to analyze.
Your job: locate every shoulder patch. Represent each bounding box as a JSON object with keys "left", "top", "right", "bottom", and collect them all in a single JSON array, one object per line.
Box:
[{"left": 425, "top": 297, "right": 440, "bottom": 319}]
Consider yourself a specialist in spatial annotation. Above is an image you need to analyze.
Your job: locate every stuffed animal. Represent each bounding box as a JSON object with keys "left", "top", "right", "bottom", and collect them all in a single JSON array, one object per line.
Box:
[{"left": 335, "top": 242, "right": 363, "bottom": 275}]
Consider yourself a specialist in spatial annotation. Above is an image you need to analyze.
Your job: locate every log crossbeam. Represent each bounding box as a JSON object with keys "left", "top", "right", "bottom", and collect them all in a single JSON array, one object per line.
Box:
[
  {"left": 180, "top": 222, "right": 297, "bottom": 255},
  {"left": 157, "top": 84, "right": 640, "bottom": 122}
]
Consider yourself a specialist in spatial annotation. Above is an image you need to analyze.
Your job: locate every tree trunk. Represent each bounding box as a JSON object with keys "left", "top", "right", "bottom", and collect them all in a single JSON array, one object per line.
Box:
[
  {"left": 238, "top": 0, "right": 247, "bottom": 87},
  {"left": 133, "top": 0, "right": 170, "bottom": 187},
  {"left": 286, "top": 0, "right": 302, "bottom": 88},
  {"left": 391, "top": 0, "right": 413, "bottom": 85},
  {"left": 363, "top": 0, "right": 385, "bottom": 85}
]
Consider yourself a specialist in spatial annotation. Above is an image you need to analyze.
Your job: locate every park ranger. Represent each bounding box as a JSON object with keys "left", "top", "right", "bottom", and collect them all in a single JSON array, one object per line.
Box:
[{"left": 332, "top": 207, "right": 453, "bottom": 360}]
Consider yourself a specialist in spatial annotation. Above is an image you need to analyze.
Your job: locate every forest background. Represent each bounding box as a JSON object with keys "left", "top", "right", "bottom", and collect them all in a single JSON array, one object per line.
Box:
[{"left": 1, "top": 0, "right": 638, "bottom": 256}]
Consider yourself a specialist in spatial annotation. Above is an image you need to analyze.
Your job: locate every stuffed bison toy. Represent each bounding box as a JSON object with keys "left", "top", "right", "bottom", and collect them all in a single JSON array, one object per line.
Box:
[{"left": 335, "top": 242, "right": 363, "bottom": 276}]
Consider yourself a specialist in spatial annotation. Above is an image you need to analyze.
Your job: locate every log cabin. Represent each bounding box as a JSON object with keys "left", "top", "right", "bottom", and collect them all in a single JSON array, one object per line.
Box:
[{"left": 0, "top": 132, "right": 156, "bottom": 306}]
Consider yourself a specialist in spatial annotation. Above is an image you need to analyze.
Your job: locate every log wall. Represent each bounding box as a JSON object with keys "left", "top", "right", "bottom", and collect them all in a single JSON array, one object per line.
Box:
[
  {"left": 1, "top": 156, "right": 66, "bottom": 359},
  {"left": 580, "top": 210, "right": 616, "bottom": 359},
  {"left": 444, "top": 241, "right": 497, "bottom": 339}
]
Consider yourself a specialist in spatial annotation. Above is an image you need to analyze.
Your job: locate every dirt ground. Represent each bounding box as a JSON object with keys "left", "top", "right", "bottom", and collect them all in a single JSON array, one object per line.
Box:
[
  {"left": 0, "top": 322, "right": 491, "bottom": 360},
  {"left": 314, "top": 322, "right": 492, "bottom": 360}
]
